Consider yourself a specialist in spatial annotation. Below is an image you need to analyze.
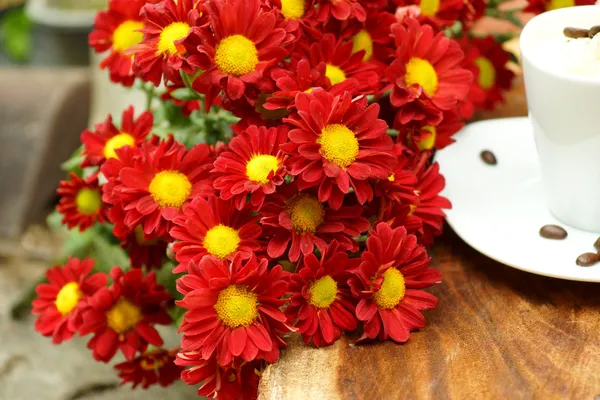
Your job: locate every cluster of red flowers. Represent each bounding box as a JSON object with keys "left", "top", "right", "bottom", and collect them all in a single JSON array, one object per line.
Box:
[{"left": 38, "top": 0, "right": 580, "bottom": 398}]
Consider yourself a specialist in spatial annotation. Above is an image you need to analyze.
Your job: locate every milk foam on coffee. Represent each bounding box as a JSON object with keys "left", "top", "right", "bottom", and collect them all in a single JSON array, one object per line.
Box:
[{"left": 535, "top": 33, "right": 600, "bottom": 78}]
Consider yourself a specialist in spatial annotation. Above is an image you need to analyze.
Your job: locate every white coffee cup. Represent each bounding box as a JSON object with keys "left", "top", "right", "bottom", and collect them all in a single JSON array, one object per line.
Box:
[{"left": 521, "top": 5, "right": 600, "bottom": 232}]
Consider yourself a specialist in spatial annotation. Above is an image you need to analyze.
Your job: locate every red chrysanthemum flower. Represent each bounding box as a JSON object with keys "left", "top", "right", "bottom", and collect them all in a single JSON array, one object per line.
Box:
[
  {"left": 407, "top": 152, "right": 452, "bottom": 246},
  {"left": 79, "top": 267, "right": 172, "bottom": 362},
  {"left": 398, "top": 110, "right": 464, "bottom": 151},
  {"left": 460, "top": 37, "right": 515, "bottom": 111},
  {"left": 285, "top": 241, "right": 359, "bottom": 347},
  {"left": 267, "top": 0, "right": 316, "bottom": 22},
  {"left": 282, "top": 89, "right": 396, "bottom": 209},
  {"left": 103, "top": 137, "right": 214, "bottom": 238},
  {"left": 33, "top": 258, "right": 107, "bottom": 344},
  {"left": 339, "top": 9, "right": 396, "bottom": 65},
  {"left": 57, "top": 173, "right": 108, "bottom": 232},
  {"left": 393, "top": 0, "right": 485, "bottom": 29},
  {"left": 349, "top": 222, "right": 441, "bottom": 343},
  {"left": 176, "top": 255, "right": 293, "bottom": 366},
  {"left": 523, "top": 0, "right": 595, "bottom": 15},
  {"left": 121, "top": 225, "right": 168, "bottom": 270},
  {"left": 191, "top": 0, "right": 293, "bottom": 109},
  {"left": 177, "top": 355, "right": 261, "bottom": 400},
  {"left": 170, "top": 196, "right": 262, "bottom": 274},
  {"left": 384, "top": 18, "right": 472, "bottom": 126},
  {"left": 212, "top": 125, "right": 289, "bottom": 210},
  {"left": 315, "top": 0, "right": 366, "bottom": 22},
  {"left": 260, "top": 182, "right": 370, "bottom": 262},
  {"left": 115, "top": 348, "right": 182, "bottom": 389},
  {"left": 89, "top": 0, "right": 146, "bottom": 87},
  {"left": 130, "top": 0, "right": 206, "bottom": 86},
  {"left": 295, "top": 33, "right": 380, "bottom": 94},
  {"left": 81, "top": 106, "right": 152, "bottom": 167}
]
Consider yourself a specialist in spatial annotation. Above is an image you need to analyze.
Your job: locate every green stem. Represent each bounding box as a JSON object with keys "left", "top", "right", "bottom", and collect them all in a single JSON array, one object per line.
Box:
[{"left": 145, "top": 84, "right": 154, "bottom": 111}]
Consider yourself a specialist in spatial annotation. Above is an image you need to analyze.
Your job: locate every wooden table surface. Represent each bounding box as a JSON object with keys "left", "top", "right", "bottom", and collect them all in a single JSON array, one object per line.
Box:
[{"left": 259, "top": 50, "right": 600, "bottom": 399}]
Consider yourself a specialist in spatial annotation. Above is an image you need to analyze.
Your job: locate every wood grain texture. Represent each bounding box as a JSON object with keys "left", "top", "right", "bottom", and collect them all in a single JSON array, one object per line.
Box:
[{"left": 260, "top": 230, "right": 600, "bottom": 399}]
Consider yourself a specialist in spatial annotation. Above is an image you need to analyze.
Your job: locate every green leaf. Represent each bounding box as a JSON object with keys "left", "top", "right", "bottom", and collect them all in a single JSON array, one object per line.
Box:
[
  {"left": 90, "top": 234, "right": 131, "bottom": 272},
  {"left": 60, "top": 146, "right": 84, "bottom": 174},
  {"left": 170, "top": 88, "right": 200, "bottom": 101},
  {"left": 46, "top": 210, "right": 65, "bottom": 232},
  {"left": 62, "top": 226, "right": 97, "bottom": 260},
  {"left": 0, "top": 8, "right": 32, "bottom": 63}
]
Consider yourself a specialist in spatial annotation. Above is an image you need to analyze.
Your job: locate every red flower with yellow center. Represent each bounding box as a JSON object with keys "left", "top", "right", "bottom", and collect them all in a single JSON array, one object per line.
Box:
[
  {"left": 115, "top": 348, "right": 182, "bottom": 389},
  {"left": 375, "top": 145, "right": 419, "bottom": 205},
  {"left": 460, "top": 37, "right": 515, "bottom": 111},
  {"left": 315, "top": 0, "right": 366, "bottom": 22},
  {"left": 176, "top": 255, "right": 293, "bottom": 366},
  {"left": 269, "top": 0, "right": 315, "bottom": 21},
  {"left": 103, "top": 137, "right": 214, "bottom": 238},
  {"left": 191, "top": 0, "right": 293, "bottom": 109},
  {"left": 286, "top": 241, "right": 359, "bottom": 347},
  {"left": 260, "top": 183, "right": 370, "bottom": 262},
  {"left": 398, "top": 110, "right": 465, "bottom": 151},
  {"left": 385, "top": 18, "right": 472, "bottom": 127},
  {"left": 212, "top": 125, "right": 289, "bottom": 211},
  {"left": 130, "top": 0, "right": 205, "bottom": 86},
  {"left": 170, "top": 196, "right": 262, "bottom": 274},
  {"left": 177, "top": 355, "right": 261, "bottom": 400},
  {"left": 33, "top": 258, "right": 107, "bottom": 344},
  {"left": 349, "top": 223, "right": 441, "bottom": 343},
  {"left": 79, "top": 267, "right": 172, "bottom": 362},
  {"left": 342, "top": 10, "right": 396, "bottom": 64},
  {"left": 296, "top": 33, "right": 380, "bottom": 94},
  {"left": 81, "top": 105, "right": 152, "bottom": 167},
  {"left": 283, "top": 89, "right": 396, "bottom": 210},
  {"left": 89, "top": 0, "right": 146, "bottom": 87},
  {"left": 57, "top": 173, "right": 108, "bottom": 232},
  {"left": 523, "top": 0, "right": 595, "bottom": 14},
  {"left": 393, "top": 0, "right": 485, "bottom": 29}
]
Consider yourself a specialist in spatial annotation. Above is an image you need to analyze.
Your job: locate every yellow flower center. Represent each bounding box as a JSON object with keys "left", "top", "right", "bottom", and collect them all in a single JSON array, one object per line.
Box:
[
  {"left": 325, "top": 64, "right": 346, "bottom": 85},
  {"left": 106, "top": 298, "right": 142, "bottom": 334},
  {"left": 474, "top": 56, "right": 496, "bottom": 90},
  {"left": 214, "top": 285, "right": 258, "bottom": 328},
  {"left": 112, "top": 20, "right": 144, "bottom": 53},
  {"left": 351, "top": 30, "right": 373, "bottom": 61},
  {"left": 419, "top": 0, "right": 440, "bottom": 16},
  {"left": 405, "top": 57, "right": 439, "bottom": 96},
  {"left": 214, "top": 35, "right": 259, "bottom": 76},
  {"left": 157, "top": 22, "right": 191, "bottom": 56},
  {"left": 75, "top": 188, "right": 102, "bottom": 215},
  {"left": 55, "top": 282, "right": 82, "bottom": 316},
  {"left": 417, "top": 125, "right": 436, "bottom": 151},
  {"left": 140, "top": 357, "right": 165, "bottom": 371},
  {"left": 280, "top": 0, "right": 306, "bottom": 19},
  {"left": 548, "top": 0, "right": 575, "bottom": 9},
  {"left": 148, "top": 170, "right": 192, "bottom": 208},
  {"left": 317, "top": 124, "right": 359, "bottom": 168},
  {"left": 246, "top": 154, "right": 279, "bottom": 184},
  {"left": 388, "top": 174, "right": 395, "bottom": 182},
  {"left": 308, "top": 275, "right": 338, "bottom": 309},
  {"left": 374, "top": 267, "right": 406, "bottom": 309},
  {"left": 103, "top": 132, "right": 135, "bottom": 159},
  {"left": 285, "top": 194, "right": 325, "bottom": 234},
  {"left": 408, "top": 204, "right": 417, "bottom": 216},
  {"left": 203, "top": 225, "right": 241, "bottom": 259}
]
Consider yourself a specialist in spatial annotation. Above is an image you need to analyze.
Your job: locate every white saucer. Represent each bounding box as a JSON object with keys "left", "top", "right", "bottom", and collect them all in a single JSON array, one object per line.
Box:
[{"left": 436, "top": 117, "right": 600, "bottom": 282}]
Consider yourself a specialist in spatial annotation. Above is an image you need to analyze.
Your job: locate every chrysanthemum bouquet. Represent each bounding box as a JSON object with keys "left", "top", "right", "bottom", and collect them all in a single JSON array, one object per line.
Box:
[{"left": 32, "top": 0, "right": 582, "bottom": 398}]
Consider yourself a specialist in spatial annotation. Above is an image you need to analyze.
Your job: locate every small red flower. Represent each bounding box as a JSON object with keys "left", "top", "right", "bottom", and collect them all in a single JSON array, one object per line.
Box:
[
  {"left": 460, "top": 37, "right": 515, "bottom": 111},
  {"left": 286, "top": 241, "right": 359, "bottom": 347},
  {"left": 523, "top": 0, "right": 594, "bottom": 15},
  {"left": 212, "top": 125, "right": 289, "bottom": 210},
  {"left": 115, "top": 348, "right": 182, "bottom": 389},
  {"left": 393, "top": 0, "right": 485, "bottom": 29},
  {"left": 33, "top": 258, "right": 108, "bottom": 344},
  {"left": 102, "top": 137, "right": 214, "bottom": 238},
  {"left": 338, "top": 9, "right": 396, "bottom": 65},
  {"left": 295, "top": 33, "right": 380, "bottom": 94},
  {"left": 130, "top": 0, "right": 206, "bottom": 86},
  {"left": 81, "top": 106, "right": 152, "bottom": 167},
  {"left": 176, "top": 255, "right": 293, "bottom": 366},
  {"left": 57, "top": 173, "right": 108, "bottom": 232},
  {"left": 283, "top": 89, "right": 396, "bottom": 209},
  {"left": 398, "top": 110, "right": 464, "bottom": 151},
  {"left": 385, "top": 18, "right": 472, "bottom": 126},
  {"left": 315, "top": 0, "right": 366, "bottom": 22},
  {"left": 375, "top": 145, "right": 418, "bottom": 205},
  {"left": 267, "top": 0, "right": 316, "bottom": 22},
  {"left": 89, "top": 0, "right": 146, "bottom": 86},
  {"left": 170, "top": 196, "right": 262, "bottom": 274},
  {"left": 79, "top": 267, "right": 172, "bottom": 362},
  {"left": 191, "top": 0, "right": 293, "bottom": 109},
  {"left": 177, "top": 355, "right": 261, "bottom": 400},
  {"left": 260, "top": 182, "right": 370, "bottom": 262},
  {"left": 349, "top": 223, "right": 441, "bottom": 343}
]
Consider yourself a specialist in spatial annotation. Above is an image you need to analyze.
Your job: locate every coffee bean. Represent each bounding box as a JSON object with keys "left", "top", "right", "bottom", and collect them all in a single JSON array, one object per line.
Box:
[
  {"left": 589, "top": 25, "right": 600, "bottom": 37},
  {"left": 539, "top": 224, "right": 568, "bottom": 240},
  {"left": 576, "top": 252, "right": 600, "bottom": 267},
  {"left": 563, "top": 27, "right": 590, "bottom": 38},
  {"left": 480, "top": 150, "right": 497, "bottom": 165}
]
